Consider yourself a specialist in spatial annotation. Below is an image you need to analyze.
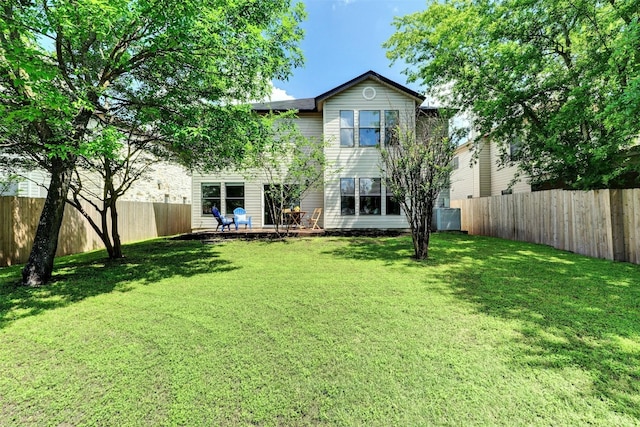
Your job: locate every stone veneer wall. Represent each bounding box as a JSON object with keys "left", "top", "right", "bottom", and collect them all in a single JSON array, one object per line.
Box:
[
  {"left": 118, "top": 162, "right": 192, "bottom": 204},
  {"left": 2, "top": 161, "right": 192, "bottom": 204}
]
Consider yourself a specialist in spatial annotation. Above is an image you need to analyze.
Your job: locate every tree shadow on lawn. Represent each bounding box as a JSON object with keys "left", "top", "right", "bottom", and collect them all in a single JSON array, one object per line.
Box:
[
  {"left": 321, "top": 236, "right": 417, "bottom": 265},
  {"left": 325, "top": 233, "right": 640, "bottom": 420},
  {"left": 0, "top": 239, "right": 238, "bottom": 329},
  {"left": 451, "top": 248, "right": 640, "bottom": 421},
  {"left": 442, "top": 238, "right": 640, "bottom": 420}
]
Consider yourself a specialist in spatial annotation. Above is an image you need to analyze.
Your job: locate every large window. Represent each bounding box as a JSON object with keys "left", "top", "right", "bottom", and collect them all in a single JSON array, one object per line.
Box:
[
  {"left": 359, "top": 110, "right": 380, "bottom": 147},
  {"left": 340, "top": 178, "right": 356, "bottom": 215},
  {"left": 340, "top": 110, "right": 354, "bottom": 147},
  {"left": 225, "top": 183, "right": 245, "bottom": 215},
  {"left": 201, "top": 183, "right": 221, "bottom": 215},
  {"left": 386, "top": 189, "right": 401, "bottom": 215},
  {"left": 359, "top": 178, "right": 381, "bottom": 215},
  {"left": 384, "top": 110, "right": 399, "bottom": 146}
]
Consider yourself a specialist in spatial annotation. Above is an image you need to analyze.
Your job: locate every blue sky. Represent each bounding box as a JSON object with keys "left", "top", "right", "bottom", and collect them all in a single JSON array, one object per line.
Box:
[{"left": 271, "top": 0, "right": 427, "bottom": 100}]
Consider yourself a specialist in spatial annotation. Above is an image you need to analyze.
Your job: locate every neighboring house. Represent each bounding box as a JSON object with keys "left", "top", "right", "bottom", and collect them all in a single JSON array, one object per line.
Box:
[
  {"left": 1, "top": 163, "right": 192, "bottom": 204},
  {"left": 449, "top": 137, "right": 531, "bottom": 200},
  {"left": 0, "top": 170, "right": 49, "bottom": 198},
  {"left": 191, "top": 70, "right": 429, "bottom": 231}
]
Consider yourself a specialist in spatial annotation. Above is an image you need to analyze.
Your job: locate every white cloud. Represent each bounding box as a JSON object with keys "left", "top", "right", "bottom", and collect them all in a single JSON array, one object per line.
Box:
[
  {"left": 248, "top": 82, "right": 295, "bottom": 104},
  {"left": 267, "top": 85, "right": 295, "bottom": 102}
]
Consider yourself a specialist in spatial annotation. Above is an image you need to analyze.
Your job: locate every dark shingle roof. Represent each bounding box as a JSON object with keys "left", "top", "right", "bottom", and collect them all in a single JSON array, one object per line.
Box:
[
  {"left": 251, "top": 70, "right": 426, "bottom": 113},
  {"left": 316, "top": 70, "right": 424, "bottom": 104},
  {"left": 251, "top": 98, "right": 317, "bottom": 113}
]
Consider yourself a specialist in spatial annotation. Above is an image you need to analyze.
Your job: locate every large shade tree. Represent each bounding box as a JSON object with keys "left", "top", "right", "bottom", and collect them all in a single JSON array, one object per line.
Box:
[
  {"left": 386, "top": 0, "right": 640, "bottom": 190},
  {"left": 0, "top": 0, "right": 304, "bottom": 286}
]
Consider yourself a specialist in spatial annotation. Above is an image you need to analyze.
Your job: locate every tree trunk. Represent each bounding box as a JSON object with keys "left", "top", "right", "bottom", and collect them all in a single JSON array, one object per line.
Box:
[
  {"left": 109, "top": 201, "right": 123, "bottom": 258},
  {"left": 410, "top": 203, "right": 433, "bottom": 260},
  {"left": 99, "top": 206, "right": 115, "bottom": 258},
  {"left": 412, "top": 223, "right": 430, "bottom": 260},
  {"left": 21, "top": 156, "right": 75, "bottom": 286}
]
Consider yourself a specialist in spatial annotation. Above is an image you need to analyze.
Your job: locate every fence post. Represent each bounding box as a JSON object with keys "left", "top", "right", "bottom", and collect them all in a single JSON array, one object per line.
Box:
[{"left": 609, "top": 189, "right": 626, "bottom": 262}]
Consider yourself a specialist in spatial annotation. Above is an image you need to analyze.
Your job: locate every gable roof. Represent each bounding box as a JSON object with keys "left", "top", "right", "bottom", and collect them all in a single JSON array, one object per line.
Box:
[
  {"left": 315, "top": 70, "right": 424, "bottom": 105},
  {"left": 252, "top": 70, "right": 425, "bottom": 113}
]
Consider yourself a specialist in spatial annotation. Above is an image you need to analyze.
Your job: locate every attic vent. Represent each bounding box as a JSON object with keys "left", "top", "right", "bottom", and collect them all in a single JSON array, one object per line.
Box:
[{"left": 362, "top": 86, "right": 376, "bottom": 100}]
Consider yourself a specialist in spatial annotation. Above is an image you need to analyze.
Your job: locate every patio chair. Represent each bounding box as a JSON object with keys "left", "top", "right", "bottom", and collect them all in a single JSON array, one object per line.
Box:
[
  {"left": 307, "top": 207, "right": 322, "bottom": 230},
  {"left": 233, "top": 207, "right": 252, "bottom": 230},
  {"left": 211, "top": 206, "right": 233, "bottom": 232}
]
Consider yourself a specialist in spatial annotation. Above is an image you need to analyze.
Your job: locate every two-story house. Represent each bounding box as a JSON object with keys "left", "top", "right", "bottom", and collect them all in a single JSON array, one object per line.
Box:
[{"left": 191, "top": 70, "right": 429, "bottom": 231}]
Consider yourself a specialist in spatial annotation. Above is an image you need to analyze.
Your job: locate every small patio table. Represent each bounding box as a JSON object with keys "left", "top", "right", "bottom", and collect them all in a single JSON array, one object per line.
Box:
[{"left": 284, "top": 211, "right": 307, "bottom": 229}]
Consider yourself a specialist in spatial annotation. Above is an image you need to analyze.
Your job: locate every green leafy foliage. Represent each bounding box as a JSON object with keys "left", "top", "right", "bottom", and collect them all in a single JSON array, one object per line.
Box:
[
  {"left": 1, "top": 0, "right": 305, "bottom": 170},
  {"left": 380, "top": 111, "right": 459, "bottom": 259},
  {"left": 0, "top": 0, "right": 305, "bottom": 285},
  {"left": 243, "top": 112, "right": 330, "bottom": 235},
  {"left": 386, "top": 0, "right": 640, "bottom": 189}
]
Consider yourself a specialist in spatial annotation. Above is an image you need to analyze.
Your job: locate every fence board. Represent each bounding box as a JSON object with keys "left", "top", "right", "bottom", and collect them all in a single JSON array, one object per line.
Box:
[
  {"left": 631, "top": 189, "right": 640, "bottom": 264},
  {"left": 451, "top": 189, "right": 640, "bottom": 264},
  {"left": 0, "top": 197, "right": 191, "bottom": 267},
  {"left": 630, "top": 190, "right": 637, "bottom": 264}
]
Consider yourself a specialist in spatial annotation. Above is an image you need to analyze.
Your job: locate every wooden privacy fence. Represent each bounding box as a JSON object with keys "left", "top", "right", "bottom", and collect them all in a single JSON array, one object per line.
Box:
[
  {"left": 0, "top": 196, "right": 191, "bottom": 267},
  {"left": 450, "top": 189, "right": 640, "bottom": 264}
]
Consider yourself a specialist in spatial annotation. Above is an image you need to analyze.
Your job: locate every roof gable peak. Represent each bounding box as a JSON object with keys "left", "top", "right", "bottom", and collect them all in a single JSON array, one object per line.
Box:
[
  {"left": 252, "top": 70, "right": 425, "bottom": 113},
  {"left": 316, "top": 70, "right": 424, "bottom": 105}
]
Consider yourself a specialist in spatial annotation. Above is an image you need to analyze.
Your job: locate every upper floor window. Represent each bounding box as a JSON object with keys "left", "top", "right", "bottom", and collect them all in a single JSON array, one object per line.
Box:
[
  {"left": 340, "top": 111, "right": 354, "bottom": 147},
  {"left": 509, "top": 141, "right": 521, "bottom": 161},
  {"left": 225, "top": 183, "right": 245, "bottom": 215},
  {"left": 359, "top": 110, "right": 380, "bottom": 147},
  {"left": 384, "top": 110, "right": 399, "bottom": 146},
  {"left": 452, "top": 156, "right": 459, "bottom": 170},
  {"left": 201, "top": 183, "right": 221, "bottom": 216},
  {"left": 359, "top": 178, "right": 381, "bottom": 215},
  {"left": 340, "top": 178, "right": 356, "bottom": 215}
]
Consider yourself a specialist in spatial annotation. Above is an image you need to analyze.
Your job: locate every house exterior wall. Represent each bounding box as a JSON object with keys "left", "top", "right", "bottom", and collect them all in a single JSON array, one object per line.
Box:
[
  {"left": 191, "top": 114, "right": 324, "bottom": 231},
  {"left": 322, "top": 80, "right": 416, "bottom": 229},
  {"left": 450, "top": 142, "right": 476, "bottom": 200},
  {"left": 18, "top": 170, "right": 49, "bottom": 198},
  {"left": 450, "top": 139, "right": 531, "bottom": 200},
  {"left": 120, "top": 162, "right": 192, "bottom": 204},
  {"left": 475, "top": 141, "right": 491, "bottom": 197},
  {"left": 190, "top": 73, "right": 426, "bottom": 231},
  {"left": 488, "top": 142, "right": 531, "bottom": 195}
]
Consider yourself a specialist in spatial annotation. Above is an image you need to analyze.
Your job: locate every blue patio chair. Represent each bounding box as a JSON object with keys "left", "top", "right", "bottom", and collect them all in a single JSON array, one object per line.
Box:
[
  {"left": 211, "top": 206, "right": 233, "bottom": 232},
  {"left": 233, "top": 207, "right": 252, "bottom": 230}
]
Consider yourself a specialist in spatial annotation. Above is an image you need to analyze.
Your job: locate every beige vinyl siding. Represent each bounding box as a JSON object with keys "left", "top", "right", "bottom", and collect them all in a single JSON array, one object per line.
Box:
[
  {"left": 476, "top": 140, "right": 491, "bottom": 197},
  {"left": 295, "top": 114, "right": 325, "bottom": 227},
  {"left": 192, "top": 171, "right": 263, "bottom": 230},
  {"left": 17, "top": 170, "right": 49, "bottom": 198},
  {"left": 322, "top": 80, "right": 415, "bottom": 229},
  {"left": 450, "top": 138, "right": 531, "bottom": 200},
  {"left": 489, "top": 141, "right": 531, "bottom": 195},
  {"left": 450, "top": 143, "right": 476, "bottom": 200},
  {"left": 295, "top": 112, "right": 323, "bottom": 137},
  {"left": 191, "top": 115, "right": 323, "bottom": 231}
]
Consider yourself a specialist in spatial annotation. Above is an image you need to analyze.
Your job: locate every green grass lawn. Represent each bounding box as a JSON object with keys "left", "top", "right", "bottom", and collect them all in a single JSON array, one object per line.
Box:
[{"left": 1, "top": 233, "right": 639, "bottom": 426}]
